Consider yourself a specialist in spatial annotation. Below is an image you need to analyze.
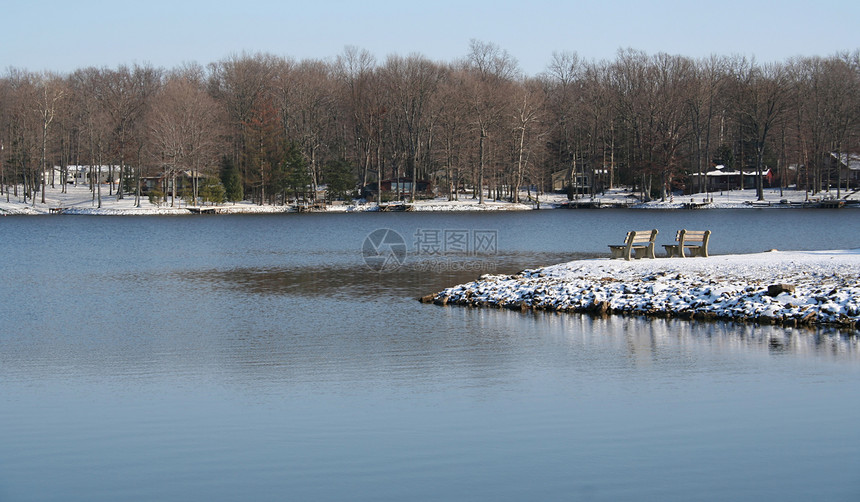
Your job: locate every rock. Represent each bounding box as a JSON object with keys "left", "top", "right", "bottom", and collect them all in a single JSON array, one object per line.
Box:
[
  {"left": 767, "top": 284, "right": 795, "bottom": 297},
  {"left": 800, "top": 311, "right": 817, "bottom": 325},
  {"left": 592, "top": 300, "right": 609, "bottom": 315},
  {"left": 419, "top": 294, "right": 436, "bottom": 303},
  {"left": 433, "top": 296, "right": 449, "bottom": 306},
  {"left": 757, "top": 315, "right": 778, "bottom": 325}
]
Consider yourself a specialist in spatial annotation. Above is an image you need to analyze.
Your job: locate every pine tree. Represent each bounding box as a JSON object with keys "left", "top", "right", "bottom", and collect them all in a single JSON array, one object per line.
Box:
[
  {"left": 282, "top": 143, "right": 311, "bottom": 201},
  {"left": 220, "top": 156, "right": 243, "bottom": 203},
  {"left": 325, "top": 159, "right": 355, "bottom": 201}
]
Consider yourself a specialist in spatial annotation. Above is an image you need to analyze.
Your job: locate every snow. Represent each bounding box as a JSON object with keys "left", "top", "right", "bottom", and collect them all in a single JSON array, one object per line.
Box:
[
  {"left": 428, "top": 249, "right": 860, "bottom": 330},
  {"left": 3, "top": 183, "right": 858, "bottom": 215}
]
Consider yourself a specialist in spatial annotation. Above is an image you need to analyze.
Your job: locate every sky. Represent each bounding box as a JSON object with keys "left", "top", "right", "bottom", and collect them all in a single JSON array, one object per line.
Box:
[{"left": 3, "top": 0, "right": 858, "bottom": 77}]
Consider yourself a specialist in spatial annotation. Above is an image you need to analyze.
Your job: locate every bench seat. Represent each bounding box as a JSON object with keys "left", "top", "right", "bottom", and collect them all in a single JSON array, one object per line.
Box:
[
  {"left": 663, "top": 229, "right": 711, "bottom": 258},
  {"left": 609, "top": 229, "right": 658, "bottom": 260}
]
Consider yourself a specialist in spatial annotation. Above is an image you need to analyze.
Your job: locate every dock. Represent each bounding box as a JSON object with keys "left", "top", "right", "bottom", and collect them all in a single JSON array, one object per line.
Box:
[
  {"left": 378, "top": 202, "right": 413, "bottom": 211},
  {"left": 818, "top": 200, "right": 846, "bottom": 209},
  {"left": 682, "top": 202, "right": 711, "bottom": 209},
  {"left": 559, "top": 200, "right": 630, "bottom": 209},
  {"left": 294, "top": 202, "right": 327, "bottom": 212},
  {"left": 187, "top": 206, "right": 230, "bottom": 214}
]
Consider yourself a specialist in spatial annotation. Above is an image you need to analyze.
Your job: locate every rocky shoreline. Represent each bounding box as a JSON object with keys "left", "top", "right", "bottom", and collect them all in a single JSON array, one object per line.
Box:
[{"left": 421, "top": 250, "right": 860, "bottom": 331}]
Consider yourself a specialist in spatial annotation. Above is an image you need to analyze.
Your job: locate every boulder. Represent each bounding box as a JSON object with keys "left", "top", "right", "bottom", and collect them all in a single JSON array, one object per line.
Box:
[{"left": 767, "top": 284, "right": 795, "bottom": 297}]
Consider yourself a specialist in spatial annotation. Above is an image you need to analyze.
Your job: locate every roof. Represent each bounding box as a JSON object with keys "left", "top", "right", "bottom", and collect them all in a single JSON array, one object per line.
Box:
[
  {"left": 832, "top": 152, "right": 860, "bottom": 171},
  {"left": 690, "top": 168, "right": 770, "bottom": 177}
]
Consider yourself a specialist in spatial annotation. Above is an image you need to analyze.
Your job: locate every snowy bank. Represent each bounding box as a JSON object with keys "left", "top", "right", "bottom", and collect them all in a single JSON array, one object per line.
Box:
[
  {"left": 423, "top": 249, "right": 860, "bottom": 331},
  {"left": 3, "top": 184, "right": 858, "bottom": 215}
]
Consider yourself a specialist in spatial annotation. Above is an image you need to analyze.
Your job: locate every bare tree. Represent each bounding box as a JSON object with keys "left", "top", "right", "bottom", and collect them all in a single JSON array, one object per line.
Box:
[
  {"left": 208, "top": 53, "right": 278, "bottom": 200},
  {"left": 511, "top": 78, "right": 543, "bottom": 202},
  {"left": 5, "top": 70, "right": 41, "bottom": 203},
  {"left": 648, "top": 53, "right": 695, "bottom": 201},
  {"left": 278, "top": 58, "right": 338, "bottom": 200},
  {"left": 30, "top": 72, "right": 66, "bottom": 205},
  {"left": 610, "top": 49, "right": 655, "bottom": 200},
  {"left": 732, "top": 59, "right": 790, "bottom": 200},
  {"left": 381, "top": 53, "right": 444, "bottom": 201},
  {"left": 465, "top": 40, "right": 520, "bottom": 204},
  {"left": 819, "top": 56, "right": 859, "bottom": 197},
  {"left": 437, "top": 66, "right": 468, "bottom": 200},
  {"left": 687, "top": 55, "right": 729, "bottom": 194},
  {"left": 96, "top": 64, "right": 162, "bottom": 203},
  {"left": 542, "top": 51, "right": 583, "bottom": 197},
  {"left": 68, "top": 68, "right": 116, "bottom": 208},
  {"left": 149, "top": 74, "right": 225, "bottom": 207},
  {"left": 335, "top": 46, "right": 379, "bottom": 196}
]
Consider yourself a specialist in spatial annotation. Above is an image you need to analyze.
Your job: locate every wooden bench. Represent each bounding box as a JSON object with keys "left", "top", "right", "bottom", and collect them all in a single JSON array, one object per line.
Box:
[
  {"left": 609, "top": 229, "right": 658, "bottom": 260},
  {"left": 663, "top": 229, "right": 711, "bottom": 258}
]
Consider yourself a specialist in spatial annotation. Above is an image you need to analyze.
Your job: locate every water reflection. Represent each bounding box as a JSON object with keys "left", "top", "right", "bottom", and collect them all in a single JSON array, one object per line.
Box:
[
  {"left": 175, "top": 253, "right": 574, "bottom": 300},
  {"left": 512, "top": 310, "right": 860, "bottom": 365}
]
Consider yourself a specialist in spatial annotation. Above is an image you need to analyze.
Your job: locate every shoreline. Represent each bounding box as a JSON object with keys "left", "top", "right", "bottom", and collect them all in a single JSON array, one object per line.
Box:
[
  {"left": 2, "top": 185, "right": 858, "bottom": 215},
  {"left": 421, "top": 249, "right": 860, "bottom": 332}
]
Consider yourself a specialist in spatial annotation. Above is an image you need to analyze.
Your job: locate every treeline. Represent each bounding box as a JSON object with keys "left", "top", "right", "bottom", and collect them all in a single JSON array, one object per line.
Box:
[{"left": 1, "top": 42, "right": 858, "bottom": 207}]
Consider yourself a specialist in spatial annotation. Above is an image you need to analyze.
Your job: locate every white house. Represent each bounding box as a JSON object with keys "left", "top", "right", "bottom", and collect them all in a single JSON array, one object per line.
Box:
[
  {"left": 54, "top": 165, "right": 114, "bottom": 185},
  {"left": 832, "top": 152, "right": 860, "bottom": 187}
]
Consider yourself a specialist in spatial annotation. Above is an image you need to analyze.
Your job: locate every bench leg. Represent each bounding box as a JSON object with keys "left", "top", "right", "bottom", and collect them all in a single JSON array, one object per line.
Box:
[{"left": 687, "top": 246, "right": 704, "bottom": 257}]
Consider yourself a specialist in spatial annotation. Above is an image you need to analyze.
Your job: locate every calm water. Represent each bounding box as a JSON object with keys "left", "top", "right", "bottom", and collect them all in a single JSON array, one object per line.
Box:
[{"left": 1, "top": 209, "right": 860, "bottom": 501}]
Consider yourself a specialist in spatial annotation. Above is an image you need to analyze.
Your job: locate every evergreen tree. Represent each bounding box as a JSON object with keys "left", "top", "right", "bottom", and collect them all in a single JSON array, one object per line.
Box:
[
  {"left": 201, "top": 179, "right": 226, "bottom": 205},
  {"left": 282, "top": 142, "right": 311, "bottom": 201},
  {"left": 325, "top": 159, "right": 355, "bottom": 201},
  {"left": 220, "top": 156, "right": 243, "bottom": 203}
]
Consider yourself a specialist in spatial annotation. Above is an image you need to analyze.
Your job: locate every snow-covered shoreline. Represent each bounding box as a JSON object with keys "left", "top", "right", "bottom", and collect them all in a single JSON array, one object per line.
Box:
[
  {"left": 423, "top": 249, "right": 860, "bottom": 331},
  {"left": 2, "top": 184, "right": 858, "bottom": 215}
]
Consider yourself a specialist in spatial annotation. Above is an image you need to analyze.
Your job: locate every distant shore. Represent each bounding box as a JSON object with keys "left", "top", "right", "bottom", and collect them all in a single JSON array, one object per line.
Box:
[
  {"left": 422, "top": 249, "right": 860, "bottom": 331},
  {"left": 1, "top": 184, "right": 858, "bottom": 215}
]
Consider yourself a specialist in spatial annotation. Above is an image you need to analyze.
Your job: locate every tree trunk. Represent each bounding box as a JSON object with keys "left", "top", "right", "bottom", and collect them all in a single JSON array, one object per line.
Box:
[{"left": 478, "top": 129, "right": 485, "bottom": 204}]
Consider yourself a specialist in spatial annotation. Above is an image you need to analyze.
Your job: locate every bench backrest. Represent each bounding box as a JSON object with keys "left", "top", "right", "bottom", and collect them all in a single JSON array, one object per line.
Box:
[
  {"left": 627, "top": 229, "right": 658, "bottom": 244},
  {"left": 674, "top": 229, "right": 710, "bottom": 243}
]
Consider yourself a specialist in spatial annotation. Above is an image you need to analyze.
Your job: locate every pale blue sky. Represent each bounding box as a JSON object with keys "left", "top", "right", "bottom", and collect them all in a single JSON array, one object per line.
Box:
[{"left": 3, "top": 0, "right": 858, "bottom": 76}]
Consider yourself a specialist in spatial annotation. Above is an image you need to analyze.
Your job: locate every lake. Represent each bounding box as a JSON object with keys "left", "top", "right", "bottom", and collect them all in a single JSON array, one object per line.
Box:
[{"left": 1, "top": 209, "right": 859, "bottom": 501}]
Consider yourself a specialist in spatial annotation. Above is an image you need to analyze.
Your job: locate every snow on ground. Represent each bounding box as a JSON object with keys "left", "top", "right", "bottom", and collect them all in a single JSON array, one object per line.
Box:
[
  {"left": 426, "top": 249, "right": 860, "bottom": 330},
  {"left": 0, "top": 184, "right": 298, "bottom": 215},
  {"left": 555, "top": 185, "right": 860, "bottom": 209},
  {"left": 0, "top": 185, "right": 537, "bottom": 215},
  {"left": 2, "top": 183, "right": 858, "bottom": 215}
]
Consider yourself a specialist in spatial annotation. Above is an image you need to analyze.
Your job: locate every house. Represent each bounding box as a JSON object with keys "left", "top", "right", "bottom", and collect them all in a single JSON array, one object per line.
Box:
[
  {"left": 688, "top": 165, "right": 772, "bottom": 192},
  {"left": 361, "top": 177, "right": 433, "bottom": 199},
  {"left": 832, "top": 152, "right": 860, "bottom": 188},
  {"left": 140, "top": 171, "right": 195, "bottom": 196},
  {"left": 47, "top": 165, "right": 113, "bottom": 185},
  {"left": 551, "top": 169, "right": 607, "bottom": 194}
]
